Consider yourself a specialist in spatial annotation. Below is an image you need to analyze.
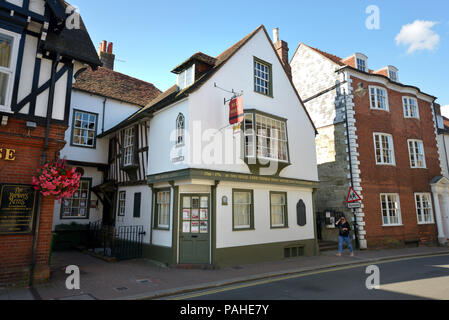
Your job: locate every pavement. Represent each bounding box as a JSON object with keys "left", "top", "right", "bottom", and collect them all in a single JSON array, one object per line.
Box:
[{"left": 1, "top": 246, "right": 449, "bottom": 300}]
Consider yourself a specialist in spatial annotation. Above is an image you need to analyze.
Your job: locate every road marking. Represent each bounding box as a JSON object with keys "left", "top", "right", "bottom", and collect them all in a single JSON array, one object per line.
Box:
[
  {"left": 167, "top": 253, "right": 449, "bottom": 300},
  {"left": 380, "top": 264, "right": 449, "bottom": 300}
]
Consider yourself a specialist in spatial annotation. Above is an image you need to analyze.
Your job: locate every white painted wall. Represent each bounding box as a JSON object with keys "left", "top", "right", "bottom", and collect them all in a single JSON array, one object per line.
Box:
[
  {"left": 115, "top": 185, "right": 152, "bottom": 244},
  {"left": 187, "top": 30, "right": 318, "bottom": 182},
  {"left": 215, "top": 181, "right": 315, "bottom": 248},
  {"left": 147, "top": 99, "right": 190, "bottom": 176},
  {"left": 52, "top": 166, "right": 104, "bottom": 229},
  {"left": 60, "top": 90, "right": 141, "bottom": 164}
]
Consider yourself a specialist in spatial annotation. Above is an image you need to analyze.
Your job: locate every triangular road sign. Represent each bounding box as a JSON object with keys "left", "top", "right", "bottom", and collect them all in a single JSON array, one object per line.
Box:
[{"left": 346, "top": 187, "right": 362, "bottom": 203}]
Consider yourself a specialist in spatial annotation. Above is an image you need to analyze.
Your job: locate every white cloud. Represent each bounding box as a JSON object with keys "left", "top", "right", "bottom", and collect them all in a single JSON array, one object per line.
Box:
[{"left": 395, "top": 20, "right": 440, "bottom": 53}]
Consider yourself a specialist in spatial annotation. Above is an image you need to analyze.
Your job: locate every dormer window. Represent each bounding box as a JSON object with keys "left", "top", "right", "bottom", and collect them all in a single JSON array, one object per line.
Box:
[
  {"left": 355, "top": 53, "right": 368, "bottom": 72},
  {"left": 177, "top": 65, "right": 195, "bottom": 90},
  {"left": 388, "top": 66, "right": 399, "bottom": 82}
]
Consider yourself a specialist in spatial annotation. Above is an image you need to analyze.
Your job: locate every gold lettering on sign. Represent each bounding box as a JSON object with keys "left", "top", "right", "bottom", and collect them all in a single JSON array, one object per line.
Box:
[
  {"left": 0, "top": 148, "right": 16, "bottom": 161},
  {"left": 5, "top": 149, "right": 15, "bottom": 161},
  {"left": 8, "top": 187, "right": 29, "bottom": 208}
]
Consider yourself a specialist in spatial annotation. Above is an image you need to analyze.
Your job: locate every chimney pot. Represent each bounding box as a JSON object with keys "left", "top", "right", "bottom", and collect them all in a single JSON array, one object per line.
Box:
[
  {"left": 107, "top": 42, "right": 113, "bottom": 54},
  {"left": 273, "top": 28, "right": 279, "bottom": 43},
  {"left": 98, "top": 40, "right": 115, "bottom": 70}
]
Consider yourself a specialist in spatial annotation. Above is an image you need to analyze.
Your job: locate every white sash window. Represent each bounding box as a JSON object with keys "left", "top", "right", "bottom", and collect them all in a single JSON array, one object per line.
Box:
[
  {"left": 403, "top": 97, "right": 419, "bottom": 119},
  {"left": 380, "top": 194, "right": 402, "bottom": 226},
  {"left": 156, "top": 191, "right": 170, "bottom": 229},
  {"left": 369, "top": 86, "right": 389, "bottom": 111},
  {"left": 374, "top": 133, "right": 395, "bottom": 165},
  {"left": 233, "top": 190, "right": 253, "bottom": 230},
  {"left": 408, "top": 139, "right": 426, "bottom": 168},
  {"left": 415, "top": 193, "right": 434, "bottom": 224},
  {"left": 123, "top": 127, "right": 135, "bottom": 167}
]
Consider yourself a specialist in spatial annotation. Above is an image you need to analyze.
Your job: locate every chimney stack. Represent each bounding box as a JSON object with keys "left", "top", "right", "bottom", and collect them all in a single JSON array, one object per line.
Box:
[
  {"left": 273, "top": 28, "right": 291, "bottom": 79},
  {"left": 98, "top": 40, "right": 115, "bottom": 70}
]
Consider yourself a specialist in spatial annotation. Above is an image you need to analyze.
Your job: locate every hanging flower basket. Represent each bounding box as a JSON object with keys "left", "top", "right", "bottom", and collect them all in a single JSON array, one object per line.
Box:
[{"left": 32, "top": 159, "right": 82, "bottom": 200}]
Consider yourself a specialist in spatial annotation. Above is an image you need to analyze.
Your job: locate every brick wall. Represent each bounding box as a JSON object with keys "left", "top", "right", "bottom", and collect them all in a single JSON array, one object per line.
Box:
[
  {"left": 351, "top": 76, "right": 440, "bottom": 247},
  {"left": 0, "top": 117, "right": 67, "bottom": 286}
]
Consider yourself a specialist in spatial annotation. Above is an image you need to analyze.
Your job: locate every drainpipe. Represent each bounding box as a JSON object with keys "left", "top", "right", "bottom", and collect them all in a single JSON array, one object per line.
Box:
[
  {"left": 29, "top": 53, "right": 60, "bottom": 287},
  {"left": 102, "top": 97, "right": 107, "bottom": 134}
]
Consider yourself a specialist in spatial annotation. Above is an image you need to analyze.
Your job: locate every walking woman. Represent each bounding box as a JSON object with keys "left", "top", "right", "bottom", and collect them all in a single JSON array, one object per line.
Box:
[{"left": 335, "top": 216, "right": 354, "bottom": 257}]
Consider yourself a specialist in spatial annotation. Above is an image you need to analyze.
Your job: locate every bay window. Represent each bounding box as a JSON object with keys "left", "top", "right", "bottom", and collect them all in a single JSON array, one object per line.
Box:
[{"left": 244, "top": 111, "right": 289, "bottom": 163}]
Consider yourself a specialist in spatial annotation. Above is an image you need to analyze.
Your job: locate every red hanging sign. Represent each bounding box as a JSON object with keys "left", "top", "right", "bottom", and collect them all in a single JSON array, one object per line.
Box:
[
  {"left": 229, "top": 97, "right": 244, "bottom": 125},
  {"left": 346, "top": 187, "right": 362, "bottom": 203}
]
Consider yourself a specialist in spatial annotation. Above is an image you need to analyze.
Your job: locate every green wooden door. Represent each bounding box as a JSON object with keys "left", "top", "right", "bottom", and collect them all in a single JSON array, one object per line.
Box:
[{"left": 179, "top": 194, "right": 210, "bottom": 264}]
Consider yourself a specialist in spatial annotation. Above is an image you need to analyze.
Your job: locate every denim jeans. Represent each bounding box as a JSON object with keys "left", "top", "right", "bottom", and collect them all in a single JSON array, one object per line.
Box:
[{"left": 338, "top": 235, "right": 353, "bottom": 253}]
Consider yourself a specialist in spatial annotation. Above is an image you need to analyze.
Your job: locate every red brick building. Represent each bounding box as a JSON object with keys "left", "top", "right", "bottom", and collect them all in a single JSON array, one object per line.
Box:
[
  {"left": 0, "top": 0, "right": 100, "bottom": 286},
  {"left": 291, "top": 44, "right": 446, "bottom": 249}
]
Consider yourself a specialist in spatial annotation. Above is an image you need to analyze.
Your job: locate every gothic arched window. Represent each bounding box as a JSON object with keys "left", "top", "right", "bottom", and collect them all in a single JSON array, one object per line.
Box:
[{"left": 176, "top": 113, "right": 185, "bottom": 146}]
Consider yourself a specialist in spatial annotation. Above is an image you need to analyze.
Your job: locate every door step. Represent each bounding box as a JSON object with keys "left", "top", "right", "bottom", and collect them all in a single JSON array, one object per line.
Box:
[{"left": 319, "top": 241, "right": 339, "bottom": 252}]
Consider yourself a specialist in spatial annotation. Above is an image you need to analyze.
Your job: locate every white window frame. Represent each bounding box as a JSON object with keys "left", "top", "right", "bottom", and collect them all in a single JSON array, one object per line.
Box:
[
  {"left": 415, "top": 193, "right": 434, "bottom": 225},
  {"left": 233, "top": 190, "right": 253, "bottom": 230},
  {"left": 118, "top": 191, "right": 126, "bottom": 217},
  {"left": 0, "top": 29, "right": 21, "bottom": 113},
  {"left": 123, "top": 127, "right": 135, "bottom": 167},
  {"left": 244, "top": 112, "right": 289, "bottom": 163},
  {"left": 380, "top": 193, "right": 402, "bottom": 226},
  {"left": 254, "top": 58, "right": 272, "bottom": 96},
  {"left": 156, "top": 190, "right": 170, "bottom": 230},
  {"left": 373, "top": 133, "right": 396, "bottom": 166},
  {"left": 369, "top": 86, "right": 389, "bottom": 111},
  {"left": 389, "top": 70, "right": 398, "bottom": 82},
  {"left": 356, "top": 57, "right": 367, "bottom": 72},
  {"left": 408, "top": 139, "right": 426, "bottom": 169},
  {"left": 177, "top": 65, "right": 195, "bottom": 90},
  {"left": 403, "top": 97, "right": 419, "bottom": 119},
  {"left": 71, "top": 110, "right": 98, "bottom": 148}
]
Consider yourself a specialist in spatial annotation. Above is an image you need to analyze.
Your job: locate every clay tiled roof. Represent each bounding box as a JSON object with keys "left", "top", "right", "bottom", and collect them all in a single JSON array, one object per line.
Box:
[
  {"left": 73, "top": 67, "right": 161, "bottom": 106},
  {"left": 171, "top": 52, "right": 217, "bottom": 73},
  {"left": 305, "top": 45, "right": 345, "bottom": 66}
]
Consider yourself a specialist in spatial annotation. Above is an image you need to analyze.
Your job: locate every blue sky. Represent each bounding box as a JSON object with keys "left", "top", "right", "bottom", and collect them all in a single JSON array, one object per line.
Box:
[{"left": 73, "top": 0, "right": 449, "bottom": 106}]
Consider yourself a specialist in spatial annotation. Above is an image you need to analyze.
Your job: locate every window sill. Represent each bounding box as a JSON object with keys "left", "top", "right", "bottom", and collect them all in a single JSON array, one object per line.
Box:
[
  {"left": 417, "top": 222, "right": 435, "bottom": 225},
  {"left": 410, "top": 167, "right": 427, "bottom": 170},
  {"left": 61, "top": 217, "right": 89, "bottom": 220},
  {"left": 254, "top": 90, "right": 273, "bottom": 99},
  {"left": 375, "top": 163, "right": 396, "bottom": 167},
  {"left": 382, "top": 224, "right": 403, "bottom": 227},
  {"left": 70, "top": 143, "right": 97, "bottom": 150},
  {"left": 370, "top": 108, "right": 390, "bottom": 112},
  {"left": 271, "top": 226, "right": 289, "bottom": 230},
  {"left": 233, "top": 227, "right": 255, "bottom": 232}
]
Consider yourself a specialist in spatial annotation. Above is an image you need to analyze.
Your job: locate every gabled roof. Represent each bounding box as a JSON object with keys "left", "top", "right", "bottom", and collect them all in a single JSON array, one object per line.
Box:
[
  {"left": 292, "top": 42, "right": 436, "bottom": 101},
  {"left": 42, "top": 1, "right": 101, "bottom": 68},
  {"left": 73, "top": 67, "right": 161, "bottom": 106},
  {"left": 100, "top": 25, "right": 317, "bottom": 137}
]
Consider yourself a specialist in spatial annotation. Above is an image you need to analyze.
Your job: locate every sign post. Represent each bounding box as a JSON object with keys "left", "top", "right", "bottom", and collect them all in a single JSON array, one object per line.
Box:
[{"left": 346, "top": 187, "right": 362, "bottom": 250}]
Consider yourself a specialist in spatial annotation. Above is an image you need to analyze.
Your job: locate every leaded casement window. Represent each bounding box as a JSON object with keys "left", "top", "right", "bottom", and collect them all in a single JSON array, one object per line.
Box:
[
  {"left": 232, "top": 189, "right": 254, "bottom": 230},
  {"left": 369, "top": 86, "right": 389, "bottom": 111},
  {"left": 61, "top": 179, "right": 91, "bottom": 219},
  {"left": 270, "top": 192, "right": 288, "bottom": 228},
  {"left": 118, "top": 191, "right": 126, "bottom": 216},
  {"left": 71, "top": 110, "right": 98, "bottom": 148},
  {"left": 122, "top": 127, "right": 136, "bottom": 167},
  {"left": 380, "top": 194, "right": 402, "bottom": 226},
  {"left": 155, "top": 190, "right": 170, "bottom": 229},
  {"left": 374, "top": 133, "right": 395, "bottom": 165},
  {"left": 403, "top": 97, "right": 419, "bottom": 119},
  {"left": 415, "top": 193, "right": 434, "bottom": 224},
  {"left": 408, "top": 139, "right": 426, "bottom": 169},
  {"left": 254, "top": 57, "right": 272, "bottom": 96},
  {"left": 0, "top": 31, "right": 18, "bottom": 111},
  {"left": 356, "top": 58, "right": 367, "bottom": 72},
  {"left": 244, "top": 112, "right": 289, "bottom": 162},
  {"left": 176, "top": 113, "right": 185, "bottom": 146}
]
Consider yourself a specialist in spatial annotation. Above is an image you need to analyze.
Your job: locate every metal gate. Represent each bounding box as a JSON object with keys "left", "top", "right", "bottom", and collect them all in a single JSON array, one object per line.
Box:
[{"left": 87, "top": 221, "right": 146, "bottom": 261}]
